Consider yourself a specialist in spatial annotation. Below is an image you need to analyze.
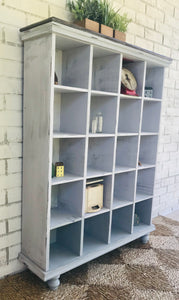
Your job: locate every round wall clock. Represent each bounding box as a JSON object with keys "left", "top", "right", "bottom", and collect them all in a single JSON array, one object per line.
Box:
[{"left": 121, "top": 68, "right": 137, "bottom": 94}]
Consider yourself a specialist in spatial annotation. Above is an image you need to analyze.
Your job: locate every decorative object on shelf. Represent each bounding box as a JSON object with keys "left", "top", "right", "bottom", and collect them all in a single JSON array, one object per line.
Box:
[
  {"left": 55, "top": 162, "right": 64, "bottom": 177},
  {"left": 92, "top": 117, "right": 97, "bottom": 133},
  {"left": 96, "top": 112, "right": 103, "bottom": 133},
  {"left": 134, "top": 213, "right": 140, "bottom": 226},
  {"left": 144, "top": 87, "right": 153, "bottom": 98},
  {"left": 52, "top": 163, "right": 55, "bottom": 177},
  {"left": 85, "top": 178, "right": 103, "bottom": 213},
  {"left": 67, "top": 0, "right": 131, "bottom": 40},
  {"left": 138, "top": 161, "right": 142, "bottom": 167},
  {"left": 75, "top": 18, "right": 99, "bottom": 33},
  {"left": 112, "top": 13, "right": 131, "bottom": 41},
  {"left": 121, "top": 68, "right": 138, "bottom": 96},
  {"left": 100, "top": 23, "right": 113, "bottom": 37},
  {"left": 54, "top": 72, "right": 58, "bottom": 85}
]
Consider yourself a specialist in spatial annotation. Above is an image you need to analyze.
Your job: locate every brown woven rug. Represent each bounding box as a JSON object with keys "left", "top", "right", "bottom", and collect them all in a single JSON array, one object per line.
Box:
[{"left": 0, "top": 216, "right": 179, "bottom": 300}]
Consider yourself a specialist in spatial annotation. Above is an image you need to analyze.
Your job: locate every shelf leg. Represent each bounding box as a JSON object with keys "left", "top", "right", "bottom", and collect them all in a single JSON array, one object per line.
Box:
[
  {"left": 141, "top": 234, "right": 149, "bottom": 244},
  {"left": 47, "top": 276, "right": 60, "bottom": 290}
]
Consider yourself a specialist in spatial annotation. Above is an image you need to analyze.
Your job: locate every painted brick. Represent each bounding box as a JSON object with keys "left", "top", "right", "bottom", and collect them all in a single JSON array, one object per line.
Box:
[
  {"left": 0, "top": 189, "right": 6, "bottom": 206},
  {"left": 118, "top": 7, "right": 136, "bottom": 20},
  {"left": 8, "top": 217, "right": 21, "bottom": 233},
  {"left": 0, "top": 128, "right": 5, "bottom": 143},
  {"left": 145, "top": 29, "right": 163, "bottom": 44},
  {"left": 0, "top": 249, "right": 7, "bottom": 267},
  {"left": 157, "top": 0, "right": 175, "bottom": 16},
  {"left": 146, "top": 6, "right": 164, "bottom": 22},
  {"left": 26, "top": 14, "right": 43, "bottom": 26},
  {"left": 0, "top": 59, "right": 22, "bottom": 78},
  {"left": 0, "top": 259, "right": 25, "bottom": 279},
  {"left": 125, "top": 0, "right": 145, "bottom": 13},
  {"left": 0, "top": 174, "right": 21, "bottom": 189},
  {"left": 0, "top": 231, "right": 21, "bottom": 250},
  {"left": 0, "top": 221, "right": 6, "bottom": 235},
  {"left": 5, "top": 0, "right": 48, "bottom": 18},
  {"left": 136, "top": 13, "right": 155, "bottom": 29},
  {"left": 128, "top": 22, "right": 144, "bottom": 37},
  {"left": 5, "top": 95, "right": 22, "bottom": 111},
  {"left": 0, "top": 6, "right": 26, "bottom": 27},
  {"left": 0, "top": 144, "right": 22, "bottom": 159},
  {"left": 175, "top": 7, "right": 179, "bottom": 19},
  {"left": 0, "top": 111, "right": 22, "bottom": 126},
  {"left": 4, "top": 26, "right": 21, "bottom": 44},
  {"left": 0, "top": 160, "right": 6, "bottom": 176},
  {"left": 8, "top": 187, "right": 21, "bottom": 204},
  {"left": 49, "top": 5, "right": 72, "bottom": 21},
  {"left": 165, "top": 14, "right": 179, "bottom": 29},
  {"left": 6, "top": 128, "right": 22, "bottom": 143},
  {"left": 0, "top": 44, "right": 22, "bottom": 62},
  {"left": 155, "top": 21, "right": 172, "bottom": 36},
  {"left": 7, "top": 158, "right": 22, "bottom": 174},
  {"left": 0, "top": 203, "right": 21, "bottom": 220},
  {"left": 126, "top": 33, "right": 135, "bottom": 44},
  {"left": 0, "top": 95, "right": 5, "bottom": 110},
  {"left": 0, "top": 77, "right": 22, "bottom": 94},
  {"left": 135, "top": 36, "right": 153, "bottom": 51},
  {"left": 8, "top": 244, "right": 21, "bottom": 260}
]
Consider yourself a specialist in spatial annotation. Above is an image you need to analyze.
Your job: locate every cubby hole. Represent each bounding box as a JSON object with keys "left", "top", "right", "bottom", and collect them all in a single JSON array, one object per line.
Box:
[
  {"left": 87, "top": 137, "right": 114, "bottom": 177},
  {"left": 84, "top": 175, "right": 112, "bottom": 218},
  {"left": 118, "top": 98, "right": 141, "bottom": 134},
  {"left": 142, "top": 101, "right": 161, "bottom": 133},
  {"left": 134, "top": 199, "right": 152, "bottom": 228},
  {"left": 121, "top": 60, "right": 145, "bottom": 97},
  {"left": 145, "top": 65, "right": 164, "bottom": 99},
  {"left": 113, "top": 171, "right": 135, "bottom": 209},
  {"left": 116, "top": 136, "right": 138, "bottom": 172},
  {"left": 92, "top": 47, "right": 120, "bottom": 93},
  {"left": 50, "top": 221, "right": 81, "bottom": 270},
  {"left": 111, "top": 205, "right": 133, "bottom": 242},
  {"left": 52, "top": 138, "right": 85, "bottom": 182},
  {"left": 139, "top": 135, "right": 158, "bottom": 168},
  {"left": 83, "top": 212, "right": 110, "bottom": 254},
  {"left": 53, "top": 92, "right": 88, "bottom": 135},
  {"left": 89, "top": 95, "right": 117, "bottom": 134},
  {"left": 50, "top": 181, "right": 83, "bottom": 229},
  {"left": 55, "top": 37, "right": 90, "bottom": 89},
  {"left": 136, "top": 168, "right": 155, "bottom": 202}
]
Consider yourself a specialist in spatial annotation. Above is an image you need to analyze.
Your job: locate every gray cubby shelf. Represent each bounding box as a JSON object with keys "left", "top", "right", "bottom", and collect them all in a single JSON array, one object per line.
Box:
[
  {"left": 20, "top": 18, "right": 171, "bottom": 288},
  {"left": 111, "top": 205, "right": 133, "bottom": 243},
  {"left": 115, "top": 136, "right": 138, "bottom": 170},
  {"left": 145, "top": 64, "right": 164, "bottom": 100},
  {"left": 133, "top": 199, "right": 153, "bottom": 234},
  {"left": 136, "top": 168, "right": 155, "bottom": 202},
  {"left": 141, "top": 101, "right": 161, "bottom": 133},
  {"left": 89, "top": 95, "right": 117, "bottom": 134},
  {"left": 113, "top": 171, "right": 135, "bottom": 209},
  {"left": 118, "top": 97, "right": 141, "bottom": 134},
  {"left": 50, "top": 181, "right": 83, "bottom": 229}
]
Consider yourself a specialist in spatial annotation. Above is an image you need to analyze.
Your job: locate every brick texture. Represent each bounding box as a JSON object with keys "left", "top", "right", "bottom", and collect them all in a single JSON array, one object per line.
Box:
[{"left": 0, "top": 0, "right": 178, "bottom": 278}]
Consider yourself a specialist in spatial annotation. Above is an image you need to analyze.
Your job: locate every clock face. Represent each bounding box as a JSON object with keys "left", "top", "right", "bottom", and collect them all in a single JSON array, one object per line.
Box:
[{"left": 121, "top": 68, "right": 137, "bottom": 91}]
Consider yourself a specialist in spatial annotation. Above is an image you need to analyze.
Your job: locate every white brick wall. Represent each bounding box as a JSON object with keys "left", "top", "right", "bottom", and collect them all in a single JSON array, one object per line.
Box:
[{"left": 0, "top": 0, "right": 178, "bottom": 278}]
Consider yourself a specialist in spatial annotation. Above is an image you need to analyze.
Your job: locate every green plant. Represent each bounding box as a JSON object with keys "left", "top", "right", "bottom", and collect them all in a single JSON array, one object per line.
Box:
[
  {"left": 67, "top": 0, "right": 132, "bottom": 32},
  {"left": 67, "top": 0, "right": 102, "bottom": 22},
  {"left": 112, "top": 13, "right": 132, "bottom": 32}
]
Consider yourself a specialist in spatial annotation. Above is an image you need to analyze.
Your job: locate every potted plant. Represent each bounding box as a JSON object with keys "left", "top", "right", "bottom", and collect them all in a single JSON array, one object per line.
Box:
[
  {"left": 67, "top": 0, "right": 100, "bottom": 33},
  {"left": 99, "top": 0, "right": 115, "bottom": 37},
  {"left": 67, "top": 0, "right": 131, "bottom": 41},
  {"left": 112, "top": 13, "right": 132, "bottom": 41}
]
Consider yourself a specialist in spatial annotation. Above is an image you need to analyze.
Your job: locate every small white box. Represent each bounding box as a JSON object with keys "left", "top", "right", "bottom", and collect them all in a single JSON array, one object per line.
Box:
[{"left": 85, "top": 183, "right": 103, "bottom": 213}]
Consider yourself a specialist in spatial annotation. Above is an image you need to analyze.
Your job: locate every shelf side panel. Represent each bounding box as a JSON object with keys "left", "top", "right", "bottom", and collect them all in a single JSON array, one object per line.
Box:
[{"left": 22, "top": 35, "right": 53, "bottom": 271}]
